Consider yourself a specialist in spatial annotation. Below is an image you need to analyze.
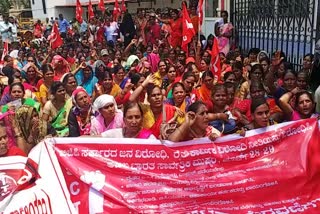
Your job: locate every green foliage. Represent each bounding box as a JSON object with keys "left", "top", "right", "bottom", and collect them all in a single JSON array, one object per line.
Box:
[{"left": 0, "top": 0, "right": 12, "bottom": 15}]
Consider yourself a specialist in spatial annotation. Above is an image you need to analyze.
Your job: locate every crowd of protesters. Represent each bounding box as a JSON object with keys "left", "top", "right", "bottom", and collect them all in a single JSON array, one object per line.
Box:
[{"left": 0, "top": 2, "right": 319, "bottom": 158}]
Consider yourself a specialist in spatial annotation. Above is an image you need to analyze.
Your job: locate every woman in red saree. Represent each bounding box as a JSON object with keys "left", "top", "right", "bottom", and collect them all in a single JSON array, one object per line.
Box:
[
  {"left": 129, "top": 76, "right": 178, "bottom": 139},
  {"left": 156, "top": 9, "right": 182, "bottom": 48}
]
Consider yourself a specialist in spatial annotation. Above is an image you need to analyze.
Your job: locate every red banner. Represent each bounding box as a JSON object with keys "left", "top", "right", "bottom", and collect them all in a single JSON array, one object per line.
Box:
[{"left": 53, "top": 119, "right": 320, "bottom": 213}]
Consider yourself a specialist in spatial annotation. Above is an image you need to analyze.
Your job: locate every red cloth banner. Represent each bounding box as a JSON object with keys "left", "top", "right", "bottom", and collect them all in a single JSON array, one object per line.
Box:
[{"left": 52, "top": 119, "right": 320, "bottom": 213}]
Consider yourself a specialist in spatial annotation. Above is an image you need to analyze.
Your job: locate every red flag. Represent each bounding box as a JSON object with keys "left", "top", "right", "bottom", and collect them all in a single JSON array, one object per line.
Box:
[
  {"left": 48, "top": 23, "right": 63, "bottom": 49},
  {"left": 198, "top": 0, "right": 204, "bottom": 26},
  {"left": 0, "top": 42, "right": 8, "bottom": 64},
  {"left": 76, "top": 0, "right": 83, "bottom": 24},
  {"left": 98, "top": 0, "right": 105, "bottom": 12},
  {"left": 121, "top": 0, "right": 126, "bottom": 12},
  {"left": 210, "top": 37, "right": 222, "bottom": 82},
  {"left": 113, "top": 0, "right": 121, "bottom": 21},
  {"left": 181, "top": 2, "right": 195, "bottom": 52},
  {"left": 88, "top": 0, "right": 95, "bottom": 20}
]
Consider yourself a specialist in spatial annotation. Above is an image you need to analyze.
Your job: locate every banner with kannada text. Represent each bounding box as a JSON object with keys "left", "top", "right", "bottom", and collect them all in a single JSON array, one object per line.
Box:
[{"left": 55, "top": 119, "right": 320, "bottom": 213}]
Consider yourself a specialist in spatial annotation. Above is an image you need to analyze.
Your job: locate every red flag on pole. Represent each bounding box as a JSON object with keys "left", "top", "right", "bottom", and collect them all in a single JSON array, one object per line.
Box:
[
  {"left": 0, "top": 42, "right": 8, "bottom": 64},
  {"left": 98, "top": 0, "right": 105, "bottom": 12},
  {"left": 76, "top": 0, "right": 83, "bottom": 24},
  {"left": 88, "top": 0, "right": 95, "bottom": 20},
  {"left": 121, "top": 0, "right": 126, "bottom": 12},
  {"left": 181, "top": 2, "right": 195, "bottom": 52},
  {"left": 210, "top": 37, "right": 222, "bottom": 82},
  {"left": 113, "top": 0, "right": 121, "bottom": 21},
  {"left": 48, "top": 23, "right": 63, "bottom": 49},
  {"left": 198, "top": 0, "right": 204, "bottom": 26}
]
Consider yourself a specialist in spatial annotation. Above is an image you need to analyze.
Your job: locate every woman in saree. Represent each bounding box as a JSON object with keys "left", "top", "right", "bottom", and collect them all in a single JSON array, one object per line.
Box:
[
  {"left": 165, "top": 82, "right": 190, "bottom": 123},
  {"left": 168, "top": 101, "right": 221, "bottom": 142},
  {"left": 239, "top": 98, "right": 275, "bottom": 134},
  {"left": 130, "top": 81, "right": 179, "bottom": 139},
  {"left": 51, "top": 55, "right": 71, "bottom": 80},
  {"left": 93, "top": 70, "right": 121, "bottom": 100},
  {"left": 218, "top": 11, "right": 234, "bottom": 55},
  {"left": 68, "top": 87, "right": 95, "bottom": 137},
  {"left": 62, "top": 73, "right": 78, "bottom": 99},
  {"left": 39, "top": 64, "right": 55, "bottom": 106},
  {"left": 74, "top": 62, "right": 98, "bottom": 97},
  {"left": 198, "top": 71, "right": 214, "bottom": 103},
  {"left": 0, "top": 112, "right": 26, "bottom": 157},
  {"left": 15, "top": 105, "right": 52, "bottom": 154},
  {"left": 101, "top": 101, "right": 155, "bottom": 139},
  {"left": 22, "top": 63, "right": 42, "bottom": 93},
  {"left": 42, "top": 82, "right": 72, "bottom": 136},
  {"left": 90, "top": 94, "right": 124, "bottom": 135},
  {"left": 0, "top": 82, "right": 40, "bottom": 113},
  {"left": 156, "top": 9, "right": 182, "bottom": 48}
]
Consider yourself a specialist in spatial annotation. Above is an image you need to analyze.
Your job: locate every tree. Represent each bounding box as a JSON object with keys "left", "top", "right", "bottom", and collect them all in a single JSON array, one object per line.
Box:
[{"left": 0, "top": 0, "right": 12, "bottom": 15}]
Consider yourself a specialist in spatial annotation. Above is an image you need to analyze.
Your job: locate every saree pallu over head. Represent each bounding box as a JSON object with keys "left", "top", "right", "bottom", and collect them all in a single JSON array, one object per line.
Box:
[
  {"left": 198, "top": 84, "right": 212, "bottom": 103},
  {"left": 15, "top": 105, "right": 47, "bottom": 143},
  {"left": 0, "top": 111, "right": 16, "bottom": 148}
]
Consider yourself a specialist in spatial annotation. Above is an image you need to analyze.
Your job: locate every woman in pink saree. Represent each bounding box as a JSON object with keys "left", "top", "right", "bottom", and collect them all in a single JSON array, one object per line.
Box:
[
  {"left": 101, "top": 101, "right": 155, "bottom": 139},
  {"left": 218, "top": 11, "right": 234, "bottom": 55}
]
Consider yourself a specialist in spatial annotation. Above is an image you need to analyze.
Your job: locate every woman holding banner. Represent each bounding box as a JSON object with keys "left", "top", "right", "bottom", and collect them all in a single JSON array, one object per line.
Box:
[{"left": 168, "top": 101, "right": 221, "bottom": 142}]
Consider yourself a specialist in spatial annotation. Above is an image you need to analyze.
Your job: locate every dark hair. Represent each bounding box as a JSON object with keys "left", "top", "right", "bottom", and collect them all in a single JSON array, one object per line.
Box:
[
  {"left": 251, "top": 97, "right": 269, "bottom": 113},
  {"left": 232, "top": 61, "right": 243, "bottom": 71},
  {"left": 146, "top": 84, "right": 161, "bottom": 97},
  {"left": 249, "top": 64, "right": 263, "bottom": 79},
  {"left": 221, "top": 10, "right": 229, "bottom": 17},
  {"left": 304, "top": 53, "right": 314, "bottom": 61},
  {"left": 50, "top": 81, "right": 64, "bottom": 94},
  {"left": 172, "top": 82, "right": 185, "bottom": 93},
  {"left": 182, "top": 71, "right": 195, "bottom": 81},
  {"left": 113, "top": 65, "right": 125, "bottom": 74},
  {"left": 260, "top": 57, "right": 270, "bottom": 65},
  {"left": 41, "top": 63, "right": 54, "bottom": 75},
  {"left": 295, "top": 91, "right": 314, "bottom": 108},
  {"left": 10, "top": 82, "right": 25, "bottom": 94},
  {"left": 62, "top": 73, "right": 76, "bottom": 85},
  {"left": 224, "top": 82, "right": 236, "bottom": 91},
  {"left": 223, "top": 71, "right": 236, "bottom": 82},
  {"left": 187, "top": 101, "right": 206, "bottom": 113},
  {"left": 123, "top": 101, "right": 143, "bottom": 117},
  {"left": 248, "top": 48, "right": 260, "bottom": 56},
  {"left": 212, "top": 83, "right": 227, "bottom": 96},
  {"left": 4, "top": 55, "right": 11, "bottom": 62},
  {"left": 130, "top": 73, "right": 142, "bottom": 85},
  {"left": 103, "top": 70, "right": 113, "bottom": 80},
  {"left": 283, "top": 69, "right": 297, "bottom": 78},
  {"left": 250, "top": 81, "right": 265, "bottom": 93},
  {"left": 201, "top": 70, "right": 214, "bottom": 81},
  {"left": 201, "top": 57, "right": 211, "bottom": 66}
]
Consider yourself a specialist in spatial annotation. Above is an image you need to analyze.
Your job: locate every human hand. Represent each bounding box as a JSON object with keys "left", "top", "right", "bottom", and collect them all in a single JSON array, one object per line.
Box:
[
  {"left": 142, "top": 74, "right": 155, "bottom": 87},
  {"left": 208, "top": 133, "right": 219, "bottom": 141},
  {"left": 185, "top": 112, "right": 196, "bottom": 127}
]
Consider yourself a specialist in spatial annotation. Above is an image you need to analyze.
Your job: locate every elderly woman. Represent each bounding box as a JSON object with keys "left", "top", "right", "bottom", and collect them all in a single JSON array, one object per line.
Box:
[
  {"left": 101, "top": 101, "right": 155, "bottom": 139},
  {"left": 15, "top": 105, "right": 52, "bottom": 154},
  {"left": 68, "top": 87, "right": 95, "bottom": 137},
  {"left": 91, "top": 94, "right": 124, "bottom": 135},
  {"left": 168, "top": 101, "right": 221, "bottom": 142}
]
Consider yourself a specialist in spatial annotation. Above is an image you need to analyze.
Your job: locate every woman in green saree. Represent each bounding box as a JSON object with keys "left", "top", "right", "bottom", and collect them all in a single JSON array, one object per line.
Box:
[{"left": 42, "top": 81, "right": 72, "bottom": 136}]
